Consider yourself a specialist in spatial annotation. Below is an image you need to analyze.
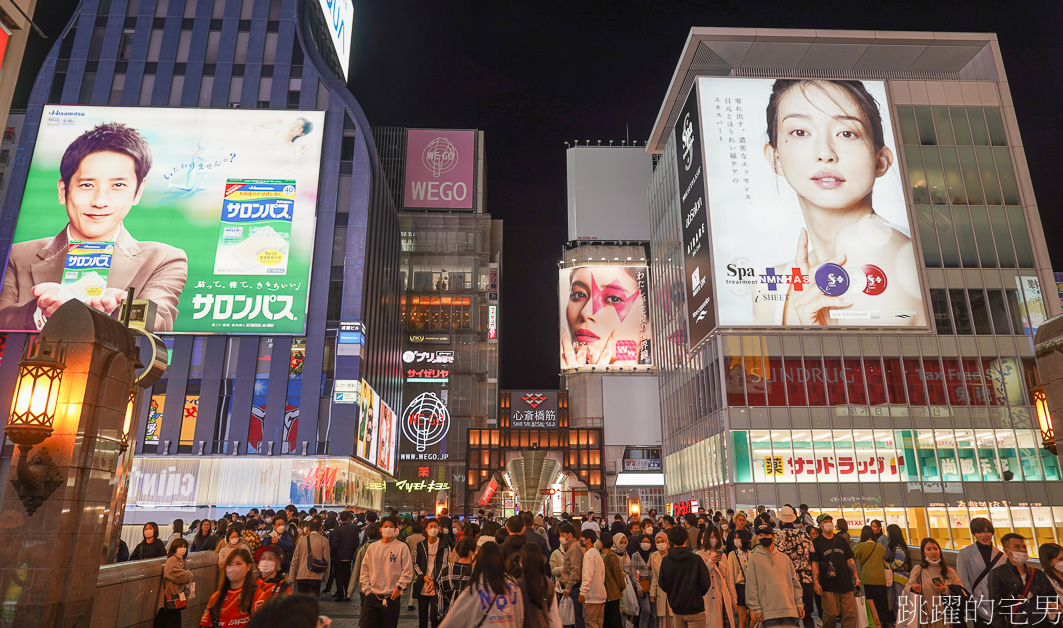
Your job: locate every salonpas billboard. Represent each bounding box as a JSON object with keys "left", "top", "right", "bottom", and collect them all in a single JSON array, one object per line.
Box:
[
  {"left": 0, "top": 106, "right": 325, "bottom": 333},
  {"left": 698, "top": 78, "right": 927, "bottom": 328}
]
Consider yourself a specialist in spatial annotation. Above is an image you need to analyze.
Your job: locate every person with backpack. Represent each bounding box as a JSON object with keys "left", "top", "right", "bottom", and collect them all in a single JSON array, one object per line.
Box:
[
  {"left": 437, "top": 537, "right": 477, "bottom": 622},
  {"left": 289, "top": 516, "right": 330, "bottom": 596},
  {"left": 658, "top": 526, "right": 712, "bottom": 628},
  {"left": 438, "top": 542, "right": 524, "bottom": 628},
  {"left": 956, "top": 518, "right": 1003, "bottom": 628}
]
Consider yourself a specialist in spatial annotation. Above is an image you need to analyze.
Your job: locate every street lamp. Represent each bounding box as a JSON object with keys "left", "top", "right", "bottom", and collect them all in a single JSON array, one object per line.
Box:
[
  {"left": 5, "top": 337, "right": 66, "bottom": 515},
  {"left": 1032, "top": 387, "right": 1056, "bottom": 455},
  {"left": 120, "top": 388, "right": 137, "bottom": 453}
]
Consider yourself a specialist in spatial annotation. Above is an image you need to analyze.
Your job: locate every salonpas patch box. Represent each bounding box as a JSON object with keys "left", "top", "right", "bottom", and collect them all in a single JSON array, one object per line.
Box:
[
  {"left": 61, "top": 241, "right": 113, "bottom": 301},
  {"left": 214, "top": 179, "right": 296, "bottom": 275}
]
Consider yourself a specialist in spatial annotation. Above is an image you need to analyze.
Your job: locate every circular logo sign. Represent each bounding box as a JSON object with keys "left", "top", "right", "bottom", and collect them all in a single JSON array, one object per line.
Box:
[
  {"left": 815, "top": 263, "right": 850, "bottom": 296},
  {"left": 681, "top": 113, "right": 695, "bottom": 171},
  {"left": 401, "top": 392, "right": 450, "bottom": 453},
  {"left": 422, "top": 137, "right": 459, "bottom": 178},
  {"left": 861, "top": 264, "right": 888, "bottom": 296},
  {"left": 402, "top": 350, "right": 416, "bottom": 363}
]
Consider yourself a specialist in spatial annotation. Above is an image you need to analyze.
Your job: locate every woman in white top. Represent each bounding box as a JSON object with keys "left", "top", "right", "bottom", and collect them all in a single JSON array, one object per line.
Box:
[
  {"left": 727, "top": 529, "right": 753, "bottom": 628},
  {"left": 696, "top": 527, "right": 737, "bottom": 628},
  {"left": 649, "top": 532, "right": 672, "bottom": 628},
  {"left": 903, "top": 538, "right": 962, "bottom": 628}
]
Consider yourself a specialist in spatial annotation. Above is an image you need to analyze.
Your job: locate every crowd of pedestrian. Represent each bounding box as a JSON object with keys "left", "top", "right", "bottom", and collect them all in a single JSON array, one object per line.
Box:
[{"left": 125, "top": 504, "right": 1062, "bottom": 628}]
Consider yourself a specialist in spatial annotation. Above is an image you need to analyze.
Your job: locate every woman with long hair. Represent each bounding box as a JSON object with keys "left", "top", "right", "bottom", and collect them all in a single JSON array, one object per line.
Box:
[
  {"left": 200, "top": 547, "right": 256, "bottom": 627},
  {"left": 853, "top": 525, "right": 889, "bottom": 628},
  {"left": 131, "top": 522, "right": 167, "bottom": 561},
  {"left": 696, "top": 526, "right": 736, "bottom": 628},
  {"left": 886, "top": 524, "right": 911, "bottom": 624},
  {"left": 191, "top": 519, "right": 219, "bottom": 553},
  {"left": 516, "top": 543, "right": 562, "bottom": 627},
  {"left": 903, "top": 538, "right": 962, "bottom": 628},
  {"left": 438, "top": 542, "right": 524, "bottom": 628},
  {"left": 154, "top": 538, "right": 193, "bottom": 628},
  {"left": 727, "top": 529, "right": 753, "bottom": 628},
  {"left": 628, "top": 533, "right": 657, "bottom": 628},
  {"left": 1040, "top": 543, "right": 1063, "bottom": 613}
]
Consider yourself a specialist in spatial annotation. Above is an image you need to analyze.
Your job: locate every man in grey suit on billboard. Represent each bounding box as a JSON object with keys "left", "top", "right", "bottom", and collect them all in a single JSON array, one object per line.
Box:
[{"left": 0, "top": 122, "right": 188, "bottom": 331}]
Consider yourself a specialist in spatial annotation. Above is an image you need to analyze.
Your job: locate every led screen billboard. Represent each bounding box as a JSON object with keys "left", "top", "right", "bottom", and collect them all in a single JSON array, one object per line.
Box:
[
  {"left": 559, "top": 266, "right": 652, "bottom": 371},
  {"left": 1, "top": 106, "right": 324, "bottom": 333},
  {"left": 354, "top": 379, "right": 397, "bottom": 475},
  {"left": 315, "top": 0, "right": 354, "bottom": 79},
  {"left": 403, "top": 129, "right": 476, "bottom": 210},
  {"left": 696, "top": 77, "right": 927, "bottom": 328}
]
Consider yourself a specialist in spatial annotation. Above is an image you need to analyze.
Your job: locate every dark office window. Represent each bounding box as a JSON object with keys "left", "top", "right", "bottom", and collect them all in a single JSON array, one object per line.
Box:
[
  {"left": 968, "top": 289, "right": 992, "bottom": 335},
  {"left": 987, "top": 290, "right": 1012, "bottom": 336},
  {"left": 949, "top": 289, "right": 972, "bottom": 335},
  {"left": 931, "top": 289, "right": 953, "bottom": 335}
]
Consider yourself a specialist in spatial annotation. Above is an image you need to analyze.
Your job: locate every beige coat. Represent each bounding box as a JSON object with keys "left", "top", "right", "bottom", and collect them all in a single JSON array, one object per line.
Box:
[
  {"left": 290, "top": 531, "right": 330, "bottom": 582},
  {"left": 698, "top": 550, "right": 737, "bottom": 628},
  {"left": 649, "top": 551, "right": 671, "bottom": 617},
  {"left": 904, "top": 563, "right": 962, "bottom": 628},
  {"left": 156, "top": 555, "right": 193, "bottom": 611}
]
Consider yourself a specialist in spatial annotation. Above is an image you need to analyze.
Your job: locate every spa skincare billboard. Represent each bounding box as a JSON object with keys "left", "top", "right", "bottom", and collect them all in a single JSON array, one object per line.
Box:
[
  {"left": 1, "top": 105, "right": 324, "bottom": 333},
  {"left": 697, "top": 78, "right": 927, "bottom": 328},
  {"left": 559, "top": 265, "right": 652, "bottom": 371}
]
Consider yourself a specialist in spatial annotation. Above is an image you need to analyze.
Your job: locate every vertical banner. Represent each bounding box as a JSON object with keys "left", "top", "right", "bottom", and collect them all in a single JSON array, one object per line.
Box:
[{"left": 674, "top": 87, "right": 715, "bottom": 348}]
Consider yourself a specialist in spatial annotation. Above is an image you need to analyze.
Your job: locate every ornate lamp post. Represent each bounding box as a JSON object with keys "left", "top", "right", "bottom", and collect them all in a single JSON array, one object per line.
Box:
[
  {"left": 5, "top": 337, "right": 66, "bottom": 515},
  {"left": 1032, "top": 386, "right": 1057, "bottom": 455}
]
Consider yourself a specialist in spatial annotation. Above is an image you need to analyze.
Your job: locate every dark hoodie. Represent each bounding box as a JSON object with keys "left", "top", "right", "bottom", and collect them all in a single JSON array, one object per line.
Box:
[
  {"left": 657, "top": 546, "right": 711, "bottom": 615},
  {"left": 130, "top": 522, "right": 167, "bottom": 561}
]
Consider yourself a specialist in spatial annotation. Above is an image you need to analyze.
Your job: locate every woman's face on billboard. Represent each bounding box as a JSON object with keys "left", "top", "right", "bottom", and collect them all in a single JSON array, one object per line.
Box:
[
  {"left": 764, "top": 82, "right": 891, "bottom": 213},
  {"left": 566, "top": 267, "right": 644, "bottom": 362}
]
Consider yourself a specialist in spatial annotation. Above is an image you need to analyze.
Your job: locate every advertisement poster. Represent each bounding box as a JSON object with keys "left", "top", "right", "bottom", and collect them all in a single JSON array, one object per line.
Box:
[
  {"left": 376, "top": 400, "right": 396, "bottom": 475},
  {"left": 356, "top": 380, "right": 379, "bottom": 466},
  {"left": 559, "top": 266, "right": 652, "bottom": 371},
  {"left": 674, "top": 87, "right": 715, "bottom": 348},
  {"left": 697, "top": 77, "right": 926, "bottom": 328},
  {"left": 403, "top": 129, "right": 476, "bottom": 210},
  {"left": 1, "top": 105, "right": 324, "bottom": 333}
]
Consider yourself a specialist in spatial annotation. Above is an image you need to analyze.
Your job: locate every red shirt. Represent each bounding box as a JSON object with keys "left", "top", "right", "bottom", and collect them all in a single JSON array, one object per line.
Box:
[
  {"left": 252, "top": 577, "right": 291, "bottom": 612},
  {"left": 200, "top": 589, "right": 250, "bottom": 627}
]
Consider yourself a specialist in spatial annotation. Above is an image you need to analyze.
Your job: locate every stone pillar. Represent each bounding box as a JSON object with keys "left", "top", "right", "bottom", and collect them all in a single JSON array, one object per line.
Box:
[
  {"left": 1034, "top": 314, "right": 1063, "bottom": 463},
  {"left": 0, "top": 301, "right": 139, "bottom": 626}
]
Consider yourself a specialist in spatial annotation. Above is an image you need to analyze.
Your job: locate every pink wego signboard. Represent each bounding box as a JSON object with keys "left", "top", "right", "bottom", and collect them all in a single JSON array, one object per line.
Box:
[{"left": 403, "top": 129, "right": 476, "bottom": 210}]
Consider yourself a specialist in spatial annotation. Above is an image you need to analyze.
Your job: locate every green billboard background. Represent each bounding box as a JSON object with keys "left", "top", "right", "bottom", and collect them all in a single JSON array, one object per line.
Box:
[{"left": 7, "top": 105, "right": 325, "bottom": 333}]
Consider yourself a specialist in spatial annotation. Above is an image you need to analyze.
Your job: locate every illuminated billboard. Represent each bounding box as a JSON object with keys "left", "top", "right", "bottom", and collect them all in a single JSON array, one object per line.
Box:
[
  {"left": 0, "top": 106, "right": 324, "bottom": 333},
  {"left": 696, "top": 78, "right": 927, "bottom": 328},
  {"left": 403, "top": 129, "right": 476, "bottom": 210},
  {"left": 559, "top": 266, "right": 652, "bottom": 371},
  {"left": 354, "top": 379, "right": 397, "bottom": 476},
  {"left": 315, "top": 0, "right": 354, "bottom": 79}
]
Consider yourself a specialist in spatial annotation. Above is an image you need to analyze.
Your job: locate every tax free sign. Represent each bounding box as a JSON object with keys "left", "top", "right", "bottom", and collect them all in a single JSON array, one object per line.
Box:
[{"left": 316, "top": 0, "right": 354, "bottom": 79}]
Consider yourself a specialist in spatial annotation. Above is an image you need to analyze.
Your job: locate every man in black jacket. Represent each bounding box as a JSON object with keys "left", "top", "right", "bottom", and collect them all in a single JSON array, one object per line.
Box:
[
  {"left": 987, "top": 533, "right": 1058, "bottom": 628},
  {"left": 330, "top": 510, "right": 360, "bottom": 602},
  {"left": 658, "top": 526, "right": 711, "bottom": 627}
]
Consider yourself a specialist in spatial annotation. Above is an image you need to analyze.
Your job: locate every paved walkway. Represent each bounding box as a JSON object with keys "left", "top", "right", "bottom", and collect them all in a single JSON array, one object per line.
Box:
[{"left": 317, "top": 594, "right": 420, "bottom": 628}]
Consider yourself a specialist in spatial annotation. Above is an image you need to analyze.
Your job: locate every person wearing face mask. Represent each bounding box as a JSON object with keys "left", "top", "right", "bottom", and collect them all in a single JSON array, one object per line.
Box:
[
  {"left": 131, "top": 522, "right": 167, "bottom": 561},
  {"left": 1038, "top": 543, "right": 1063, "bottom": 615},
  {"left": 260, "top": 515, "right": 296, "bottom": 573},
  {"left": 986, "top": 533, "right": 1057, "bottom": 628},
  {"left": 414, "top": 519, "right": 450, "bottom": 628},
  {"left": 745, "top": 523, "right": 803, "bottom": 628},
  {"left": 579, "top": 530, "right": 607, "bottom": 628},
  {"left": 627, "top": 534, "right": 655, "bottom": 628},
  {"left": 956, "top": 518, "right": 1002, "bottom": 628},
  {"left": 201, "top": 548, "right": 256, "bottom": 627},
  {"left": 328, "top": 511, "right": 359, "bottom": 603},
  {"left": 649, "top": 531, "right": 673, "bottom": 628},
  {"left": 154, "top": 538, "right": 193, "bottom": 628},
  {"left": 696, "top": 526, "right": 737, "bottom": 628},
  {"left": 360, "top": 516, "right": 414, "bottom": 628},
  {"left": 251, "top": 545, "right": 291, "bottom": 612},
  {"left": 600, "top": 533, "right": 626, "bottom": 628},
  {"left": 773, "top": 507, "right": 816, "bottom": 628},
  {"left": 657, "top": 526, "right": 712, "bottom": 628},
  {"left": 559, "top": 522, "right": 585, "bottom": 628},
  {"left": 811, "top": 514, "right": 860, "bottom": 628},
  {"left": 218, "top": 526, "right": 252, "bottom": 568},
  {"left": 901, "top": 538, "right": 962, "bottom": 628},
  {"left": 727, "top": 529, "right": 753, "bottom": 628}
]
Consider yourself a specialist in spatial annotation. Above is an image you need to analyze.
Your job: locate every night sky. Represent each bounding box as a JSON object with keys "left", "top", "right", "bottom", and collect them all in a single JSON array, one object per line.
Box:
[{"left": 18, "top": 1, "right": 1063, "bottom": 390}]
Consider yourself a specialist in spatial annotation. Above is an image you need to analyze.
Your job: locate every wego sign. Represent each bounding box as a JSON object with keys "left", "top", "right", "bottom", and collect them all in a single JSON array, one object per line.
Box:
[
  {"left": 401, "top": 392, "right": 451, "bottom": 454},
  {"left": 403, "top": 129, "right": 476, "bottom": 210}
]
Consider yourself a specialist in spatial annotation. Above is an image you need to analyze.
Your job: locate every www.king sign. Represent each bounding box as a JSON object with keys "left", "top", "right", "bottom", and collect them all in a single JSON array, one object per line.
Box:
[{"left": 403, "top": 129, "right": 476, "bottom": 210}]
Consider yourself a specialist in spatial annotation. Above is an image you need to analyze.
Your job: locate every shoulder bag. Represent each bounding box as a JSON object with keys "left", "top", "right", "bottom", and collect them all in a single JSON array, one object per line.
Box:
[
  {"left": 970, "top": 550, "right": 1003, "bottom": 594},
  {"left": 306, "top": 535, "right": 328, "bottom": 574}
]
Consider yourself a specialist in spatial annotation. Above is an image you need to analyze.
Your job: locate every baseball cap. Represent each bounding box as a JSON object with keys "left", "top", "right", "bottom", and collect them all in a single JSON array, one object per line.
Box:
[
  {"left": 755, "top": 522, "right": 774, "bottom": 535},
  {"left": 254, "top": 545, "right": 283, "bottom": 562},
  {"left": 817, "top": 513, "right": 834, "bottom": 525},
  {"left": 779, "top": 506, "right": 797, "bottom": 523}
]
